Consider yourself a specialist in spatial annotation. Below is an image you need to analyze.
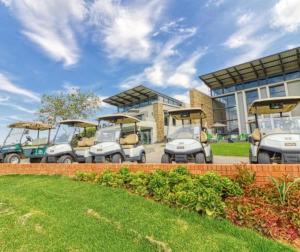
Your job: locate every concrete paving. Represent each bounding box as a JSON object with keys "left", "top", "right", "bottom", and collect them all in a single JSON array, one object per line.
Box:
[{"left": 145, "top": 143, "right": 249, "bottom": 164}]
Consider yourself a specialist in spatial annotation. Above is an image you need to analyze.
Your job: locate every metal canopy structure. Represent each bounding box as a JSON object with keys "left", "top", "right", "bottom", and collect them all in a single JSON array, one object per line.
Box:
[
  {"left": 103, "top": 85, "right": 184, "bottom": 107},
  {"left": 200, "top": 47, "right": 300, "bottom": 89}
]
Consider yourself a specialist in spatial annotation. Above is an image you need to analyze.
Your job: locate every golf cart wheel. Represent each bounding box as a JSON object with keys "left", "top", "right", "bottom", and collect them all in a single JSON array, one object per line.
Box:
[
  {"left": 195, "top": 153, "right": 206, "bottom": 164},
  {"left": 4, "top": 153, "right": 21, "bottom": 164},
  {"left": 29, "top": 158, "right": 42, "bottom": 163},
  {"left": 257, "top": 151, "right": 271, "bottom": 164},
  {"left": 112, "top": 154, "right": 122, "bottom": 163},
  {"left": 161, "top": 154, "right": 170, "bottom": 163},
  {"left": 138, "top": 152, "right": 146, "bottom": 163},
  {"left": 58, "top": 155, "right": 73, "bottom": 164}
]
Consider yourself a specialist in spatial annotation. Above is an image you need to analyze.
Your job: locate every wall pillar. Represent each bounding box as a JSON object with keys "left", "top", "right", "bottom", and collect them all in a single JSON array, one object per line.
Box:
[{"left": 153, "top": 102, "right": 165, "bottom": 142}]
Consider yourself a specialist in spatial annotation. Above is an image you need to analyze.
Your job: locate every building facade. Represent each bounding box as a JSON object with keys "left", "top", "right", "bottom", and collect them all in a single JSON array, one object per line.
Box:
[
  {"left": 199, "top": 47, "right": 300, "bottom": 134},
  {"left": 103, "top": 85, "right": 184, "bottom": 143}
]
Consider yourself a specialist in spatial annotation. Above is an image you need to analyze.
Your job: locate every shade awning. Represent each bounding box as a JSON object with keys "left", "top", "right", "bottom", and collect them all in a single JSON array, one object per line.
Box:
[
  {"left": 200, "top": 47, "right": 300, "bottom": 89},
  {"left": 103, "top": 85, "right": 184, "bottom": 107},
  {"left": 59, "top": 119, "right": 97, "bottom": 128},
  {"left": 97, "top": 114, "right": 140, "bottom": 124},
  {"left": 168, "top": 107, "right": 206, "bottom": 120}
]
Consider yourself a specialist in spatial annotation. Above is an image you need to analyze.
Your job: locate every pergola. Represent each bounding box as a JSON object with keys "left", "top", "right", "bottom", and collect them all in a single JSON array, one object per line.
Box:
[{"left": 200, "top": 47, "right": 300, "bottom": 90}]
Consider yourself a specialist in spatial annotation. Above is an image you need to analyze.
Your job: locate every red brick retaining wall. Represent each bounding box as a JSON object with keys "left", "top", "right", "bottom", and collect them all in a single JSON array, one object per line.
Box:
[{"left": 0, "top": 163, "right": 300, "bottom": 184}]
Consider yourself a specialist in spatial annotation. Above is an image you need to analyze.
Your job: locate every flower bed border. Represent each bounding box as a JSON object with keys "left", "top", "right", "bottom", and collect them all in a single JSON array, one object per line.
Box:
[{"left": 0, "top": 163, "right": 300, "bottom": 184}]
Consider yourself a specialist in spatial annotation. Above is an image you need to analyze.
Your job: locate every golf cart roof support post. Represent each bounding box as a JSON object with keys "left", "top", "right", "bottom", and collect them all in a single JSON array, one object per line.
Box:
[
  {"left": 255, "top": 113, "right": 259, "bottom": 128},
  {"left": 48, "top": 129, "right": 51, "bottom": 144},
  {"left": 37, "top": 130, "right": 40, "bottom": 139},
  {"left": 53, "top": 124, "right": 61, "bottom": 143},
  {"left": 3, "top": 128, "right": 13, "bottom": 146},
  {"left": 280, "top": 112, "right": 283, "bottom": 118},
  {"left": 20, "top": 128, "right": 26, "bottom": 144}
]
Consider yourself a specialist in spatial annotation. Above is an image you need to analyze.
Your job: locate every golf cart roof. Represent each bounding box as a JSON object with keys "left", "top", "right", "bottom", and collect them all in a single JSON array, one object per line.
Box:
[
  {"left": 59, "top": 119, "right": 97, "bottom": 128},
  {"left": 168, "top": 107, "right": 207, "bottom": 120},
  {"left": 8, "top": 121, "right": 53, "bottom": 130},
  {"left": 249, "top": 96, "right": 300, "bottom": 115},
  {"left": 97, "top": 114, "right": 141, "bottom": 124}
]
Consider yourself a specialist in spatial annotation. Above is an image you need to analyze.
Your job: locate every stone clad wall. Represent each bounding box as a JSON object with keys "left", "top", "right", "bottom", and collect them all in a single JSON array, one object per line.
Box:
[
  {"left": 153, "top": 102, "right": 165, "bottom": 142},
  {"left": 189, "top": 88, "right": 213, "bottom": 128}
]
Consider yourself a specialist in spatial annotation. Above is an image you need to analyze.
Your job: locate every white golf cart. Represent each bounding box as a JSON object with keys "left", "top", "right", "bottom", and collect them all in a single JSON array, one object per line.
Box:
[
  {"left": 249, "top": 96, "right": 300, "bottom": 164},
  {"left": 45, "top": 119, "right": 97, "bottom": 163},
  {"left": 161, "top": 107, "right": 213, "bottom": 164},
  {"left": 88, "top": 114, "right": 146, "bottom": 163}
]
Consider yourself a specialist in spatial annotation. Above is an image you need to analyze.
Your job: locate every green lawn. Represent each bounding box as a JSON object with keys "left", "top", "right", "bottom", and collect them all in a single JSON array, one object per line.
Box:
[
  {"left": 0, "top": 175, "right": 292, "bottom": 252},
  {"left": 211, "top": 142, "right": 250, "bottom": 157}
]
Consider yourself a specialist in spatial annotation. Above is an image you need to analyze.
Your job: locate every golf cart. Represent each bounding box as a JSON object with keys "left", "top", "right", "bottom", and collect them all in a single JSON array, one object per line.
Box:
[
  {"left": 161, "top": 107, "right": 213, "bottom": 164},
  {"left": 45, "top": 120, "right": 97, "bottom": 163},
  {"left": 88, "top": 114, "right": 146, "bottom": 163},
  {"left": 248, "top": 96, "right": 300, "bottom": 164},
  {"left": 0, "top": 121, "right": 53, "bottom": 163}
]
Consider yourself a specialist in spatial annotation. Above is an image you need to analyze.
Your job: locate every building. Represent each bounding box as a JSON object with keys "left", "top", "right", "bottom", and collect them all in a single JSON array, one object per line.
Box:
[
  {"left": 196, "top": 47, "right": 300, "bottom": 134},
  {"left": 103, "top": 85, "right": 184, "bottom": 143}
]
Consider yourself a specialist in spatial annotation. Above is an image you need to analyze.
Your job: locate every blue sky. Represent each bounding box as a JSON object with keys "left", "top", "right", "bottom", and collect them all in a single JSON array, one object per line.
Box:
[{"left": 0, "top": 0, "right": 300, "bottom": 142}]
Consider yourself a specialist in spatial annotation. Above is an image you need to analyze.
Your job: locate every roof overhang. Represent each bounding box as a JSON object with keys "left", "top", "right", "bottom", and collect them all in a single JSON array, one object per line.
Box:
[
  {"left": 103, "top": 85, "right": 184, "bottom": 107},
  {"left": 9, "top": 121, "right": 53, "bottom": 130},
  {"left": 97, "top": 114, "right": 140, "bottom": 124},
  {"left": 200, "top": 47, "right": 300, "bottom": 89},
  {"left": 168, "top": 107, "right": 206, "bottom": 120},
  {"left": 248, "top": 96, "right": 300, "bottom": 115},
  {"left": 59, "top": 119, "right": 97, "bottom": 128}
]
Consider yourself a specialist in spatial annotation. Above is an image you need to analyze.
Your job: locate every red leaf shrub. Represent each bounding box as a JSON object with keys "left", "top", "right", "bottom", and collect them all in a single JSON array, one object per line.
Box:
[{"left": 226, "top": 183, "right": 300, "bottom": 246}]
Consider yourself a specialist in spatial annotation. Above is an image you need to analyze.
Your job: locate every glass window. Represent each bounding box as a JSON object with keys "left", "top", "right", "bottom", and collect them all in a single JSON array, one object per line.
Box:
[
  {"left": 211, "top": 88, "right": 223, "bottom": 96},
  {"left": 213, "top": 94, "right": 238, "bottom": 134},
  {"left": 269, "top": 84, "right": 286, "bottom": 97},
  {"left": 245, "top": 89, "right": 259, "bottom": 108},
  {"left": 267, "top": 75, "right": 284, "bottom": 84},
  {"left": 164, "top": 112, "right": 169, "bottom": 126},
  {"left": 285, "top": 71, "right": 300, "bottom": 81}
]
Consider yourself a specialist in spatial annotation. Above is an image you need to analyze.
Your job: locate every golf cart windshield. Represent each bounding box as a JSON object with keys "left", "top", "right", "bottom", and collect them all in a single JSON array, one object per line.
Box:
[
  {"left": 4, "top": 128, "right": 24, "bottom": 145},
  {"left": 54, "top": 124, "right": 78, "bottom": 144},
  {"left": 96, "top": 127, "right": 120, "bottom": 143},
  {"left": 168, "top": 124, "right": 201, "bottom": 141},
  {"left": 258, "top": 116, "right": 300, "bottom": 134}
]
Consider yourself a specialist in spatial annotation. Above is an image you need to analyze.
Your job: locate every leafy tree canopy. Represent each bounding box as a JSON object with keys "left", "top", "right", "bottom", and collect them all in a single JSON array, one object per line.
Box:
[{"left": 38, "top": 89, "right": 101, "bottom": 125}]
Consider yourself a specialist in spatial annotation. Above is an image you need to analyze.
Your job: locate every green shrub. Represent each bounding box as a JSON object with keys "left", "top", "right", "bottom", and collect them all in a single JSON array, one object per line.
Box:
[
  {"left": 235, "top": 164, "right": 256, "bottom": 188},
  {"left": 74, "top": 167, "right": 243, "bottom": 218}
]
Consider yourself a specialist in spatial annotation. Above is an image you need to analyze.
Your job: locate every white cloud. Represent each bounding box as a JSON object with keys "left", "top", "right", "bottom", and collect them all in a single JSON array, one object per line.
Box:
[
  {"left": 0, "top": 73, "right": 40, "bottom": 102},
  {"left": 1, "top": 0, "right": 87, "bottom": 66},
  {"left": 0, "top": 103, "right": 35, "bottom": 114},
  {"left": 224, "top": 11, "right": 281, "bottom": 65},
  {"left": 271, "top": 0, "right": 300, "bottom": 32},
  {"left": 0, "top": 96, "right": 10, "bottom": 102},
  {"left": 172, "top": 91, "right": 190, "bottom": 104},
  {"left": 206, "top": 0, "right": 225, "bottom": 7},
  {"left": 89, "top": 0, "right": 165, "bottom": 61},
  {"left": 120, "top": 27, "right": 203, "bottom": 90},
  {"left": 287, "top": 44, "right": 300, "bottom": 49}
]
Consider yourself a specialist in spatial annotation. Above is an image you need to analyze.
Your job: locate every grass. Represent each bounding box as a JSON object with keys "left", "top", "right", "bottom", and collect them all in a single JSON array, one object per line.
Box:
[
  {"left": 211, "top": 142, "right": 250, "bottom": 157},
  {"left": 0, "top": 175, "right": 292, "bottom": 252}
]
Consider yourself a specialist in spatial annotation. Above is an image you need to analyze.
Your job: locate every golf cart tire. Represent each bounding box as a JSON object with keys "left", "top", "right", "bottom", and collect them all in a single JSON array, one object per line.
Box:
[
  {"left": 195, "top": 153, "right": 206, "bottom": 164},
  {"left": 161, "top": 154, "right": 170, "bottom": 163},
  {"left": 138, "top": 152, "right": 146, "bottom": 163},
  {"left": 29, "top": 158, "right": 42, "bottom": 163},
  {"left": 112, "top": 153, "right": 122, "bottom": 163},
  {"left": 58, "top": 155, "right": 74, "bottom": 164},
  {"left": 4, "top": 153, "right": 21, "bottom": 164},
  {"left": 257, "top": 151, "right": 271, "bottom": 164}
]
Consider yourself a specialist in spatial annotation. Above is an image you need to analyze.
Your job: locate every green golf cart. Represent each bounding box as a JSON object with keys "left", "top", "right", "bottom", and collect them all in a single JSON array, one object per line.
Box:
[{"left": 0, "top": 121, "right": 53, "bottom": 163}]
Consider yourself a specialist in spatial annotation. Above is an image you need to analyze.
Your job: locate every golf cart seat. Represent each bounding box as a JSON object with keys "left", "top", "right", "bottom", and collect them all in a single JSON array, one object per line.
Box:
[
  {"left": 200, "top": 131, "right": 208, "bottom": 143},
  {"left": 22, "top": 138, "right": 48, "bottom": 149},
  {"left": 120, "top": 134, "right": 139, "bottom": 149},
  {"left": 252, "top": 129, "right": 261, "bottom": 142},
  {"left": 77, "top": 137, "right": 96, "bottom": 147}
]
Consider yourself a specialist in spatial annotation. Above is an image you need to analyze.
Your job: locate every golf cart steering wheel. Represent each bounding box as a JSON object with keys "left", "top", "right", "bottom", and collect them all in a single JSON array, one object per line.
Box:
[{"left": 26, "top": 136, "right": 33, "bottom": 142}]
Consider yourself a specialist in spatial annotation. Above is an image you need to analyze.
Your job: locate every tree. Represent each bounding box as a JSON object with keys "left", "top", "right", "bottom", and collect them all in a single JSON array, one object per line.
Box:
[{"left": 38, "top": 89, "right": 101, "bottom": 125}]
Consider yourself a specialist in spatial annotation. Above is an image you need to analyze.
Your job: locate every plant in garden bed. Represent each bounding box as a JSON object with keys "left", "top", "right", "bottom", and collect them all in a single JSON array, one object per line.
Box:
[
  {"left": 225, "top": 177, "right": 300, "bottom": 247},
  {"left": 74, "top": 166, "right": 243, "bottom": 218}
]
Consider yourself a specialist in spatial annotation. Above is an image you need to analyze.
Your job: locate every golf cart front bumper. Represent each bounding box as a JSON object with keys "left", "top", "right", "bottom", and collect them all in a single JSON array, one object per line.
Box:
[
  {"left": 165, "top": 148, "right": 202, "bottom": 163},
  {"left": 282, "top": 152, "right": 300, "bottom": 163}
]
